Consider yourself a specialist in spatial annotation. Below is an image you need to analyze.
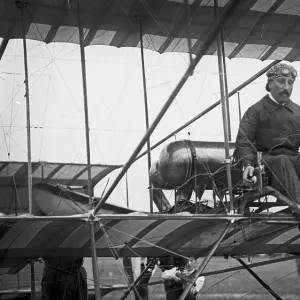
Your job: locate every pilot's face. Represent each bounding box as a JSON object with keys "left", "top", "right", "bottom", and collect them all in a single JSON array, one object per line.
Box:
[{"left": 269, "top": 77, "right": 294, "bottom": 104}]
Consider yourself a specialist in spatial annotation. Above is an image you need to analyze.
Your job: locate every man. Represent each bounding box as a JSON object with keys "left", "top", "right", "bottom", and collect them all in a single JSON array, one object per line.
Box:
[
  {"left": 41, "top": 257, "right": 87, "bottom": 300},
  {"left": 160, "top": 256, "right": 205, "bottom": 299},
  {"left": 234, "top": 62, "right": 300, "bottom": 212}
]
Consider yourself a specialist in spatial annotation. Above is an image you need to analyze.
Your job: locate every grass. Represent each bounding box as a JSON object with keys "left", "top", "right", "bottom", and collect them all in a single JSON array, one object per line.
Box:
[
  {"left": 1, "top": 255, "right": 299, "bottom": 299},
  {"left": 96, "top": 255, "right": 300, "bottom": 299}
]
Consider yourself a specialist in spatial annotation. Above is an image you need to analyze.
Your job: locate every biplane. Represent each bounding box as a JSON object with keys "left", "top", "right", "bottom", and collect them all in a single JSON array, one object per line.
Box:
[{"left": 1, "top": 0, "right": 300, "bottom": 299}]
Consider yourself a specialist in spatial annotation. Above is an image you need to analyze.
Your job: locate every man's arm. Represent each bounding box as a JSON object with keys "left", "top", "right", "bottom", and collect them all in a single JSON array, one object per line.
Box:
[
  {"left": 234, "top": 105, "right": 259, "bottom": 168},
  {"left": 161, "top": 267, "right": 182, "bottom": 282}
]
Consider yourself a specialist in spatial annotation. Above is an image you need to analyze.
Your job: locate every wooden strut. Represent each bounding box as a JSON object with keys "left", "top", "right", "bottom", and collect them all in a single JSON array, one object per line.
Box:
[
  {"left": 20, "top": 4, "right": 33, "bottom": 216},
  {"left": 184, "top": 0, "right": 193, "bottom": 66},
  {"left": 88, "top": 220, "right": 101, "bottom": 300},
  {"left": 76, "top": 0, "right": 101, "bottom": 299},
  {"left": 234, "top": 256, "right": 284, "bottom": 300},
  {"left": 20, "top": 3, "right": 35, "bottom": 299},
  {"left": 29, "top": 260, "right": 36, "bottom": 300},
  {"left": 0, "top": 213, "right": 298, "bottom": 222},
  {"left": 136, "top": 15, "right": 154, "bottom": 213},
  {"left": 179, "top": 221, "right": 233, "bottom": 300},
  {"left": 214, "top": 0, "right": 233, "bottom": 213}
]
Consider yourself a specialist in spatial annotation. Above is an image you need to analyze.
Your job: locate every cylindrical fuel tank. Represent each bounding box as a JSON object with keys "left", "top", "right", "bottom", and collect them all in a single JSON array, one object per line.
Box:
[{"left": 150, "top": 140, "right": 236, "bottom": 189}]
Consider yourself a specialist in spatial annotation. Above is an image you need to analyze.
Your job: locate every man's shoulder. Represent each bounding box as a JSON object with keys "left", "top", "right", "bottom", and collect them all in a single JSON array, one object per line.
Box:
[
  {"left": 246, "top": 95, "right": 268, "bottom": 111},
  {"left": 290, "top": 100, "right": 300, "bottom": 112}
]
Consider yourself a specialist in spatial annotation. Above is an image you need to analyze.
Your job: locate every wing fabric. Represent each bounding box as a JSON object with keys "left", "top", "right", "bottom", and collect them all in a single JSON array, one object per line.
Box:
[
  {"left": 0, "top": 0, "right": 300, "bottom": 61},
  {"left": 0, "top": 214, "right": 299, "bottom": 274}
]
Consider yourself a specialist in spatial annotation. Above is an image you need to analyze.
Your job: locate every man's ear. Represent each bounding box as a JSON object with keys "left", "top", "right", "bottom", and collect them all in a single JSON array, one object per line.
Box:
[{"left": 266, "top": 79, "right": 273, "bottom": 92}]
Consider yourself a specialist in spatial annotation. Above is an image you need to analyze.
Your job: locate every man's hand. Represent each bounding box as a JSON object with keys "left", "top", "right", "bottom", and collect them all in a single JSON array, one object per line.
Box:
[
  {"left": 243, "top": 165, "right": 257, "bottom": 185},
  {"left": 191, "top": 276, "right": 205, "bottom": 295}
]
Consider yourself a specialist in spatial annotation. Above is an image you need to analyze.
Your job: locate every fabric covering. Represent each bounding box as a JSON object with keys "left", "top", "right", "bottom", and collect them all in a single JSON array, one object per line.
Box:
[
  {"left": 1, "top": 0, "right": 300, "bottom": 61},
  {"left": 0, "top": 161, "right": 121, "bottom": 187}
]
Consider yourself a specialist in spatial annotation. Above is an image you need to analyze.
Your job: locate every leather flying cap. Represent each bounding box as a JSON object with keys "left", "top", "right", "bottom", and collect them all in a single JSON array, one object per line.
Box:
[{"left": 266, "top": 63, "right": 297, "bottom": 91}]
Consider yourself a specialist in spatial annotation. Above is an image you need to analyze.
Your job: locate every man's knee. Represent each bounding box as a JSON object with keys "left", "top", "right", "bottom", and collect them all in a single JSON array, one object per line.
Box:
[
  {"left": 268, "top": 154, "right": 292, "bottom": 168},
  {"left": 276, "top": 154, "right": 290, "bottom": 162}
]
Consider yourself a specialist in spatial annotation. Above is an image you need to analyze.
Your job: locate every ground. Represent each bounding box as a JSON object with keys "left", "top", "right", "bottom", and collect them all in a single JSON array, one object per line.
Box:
[
  {"left": 100, "top": 255, "right": 300, "bottom": 300},
  {"left": 1, "top": 255, "right": 299, "bottom": 299}
]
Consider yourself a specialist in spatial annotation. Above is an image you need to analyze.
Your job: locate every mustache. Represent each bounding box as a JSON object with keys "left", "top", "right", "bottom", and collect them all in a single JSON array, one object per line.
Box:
[{"left": 279, "top": 90, "right": 289, "bottom": 95}]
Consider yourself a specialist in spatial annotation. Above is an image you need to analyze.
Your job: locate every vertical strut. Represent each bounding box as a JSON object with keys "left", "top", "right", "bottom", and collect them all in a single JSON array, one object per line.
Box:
[
  {"left": 76, "top": 1, "right": 101, "bottom": 299},
  {"left": 221, "top": 31, "right": 231, "bottom": 141},
  {"left": 29, "top": 260, "right": 36, "bottom": 300},
  {"left": 21, "top": 6, "right": 33, "bottom": 215},
  {"left": 214, "top": 0, "right": 234, "bottom": 213},
  {"left": 184, "top": 0, "right": 193, "bottom": 66},
  {"left": 137, "top": 16, "right": 153, "bottom": 213},
  {"left": 89, "top": 220, "right": 101, "bottom": 300},
  {"left": 20, "top": 5, "right": 35, "bottom": 300}
]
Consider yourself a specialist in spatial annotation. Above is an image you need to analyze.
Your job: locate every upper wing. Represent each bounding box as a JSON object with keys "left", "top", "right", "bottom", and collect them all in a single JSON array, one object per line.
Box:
[{"left": 0, "top": 0, "right": 299, "bottom": 61}]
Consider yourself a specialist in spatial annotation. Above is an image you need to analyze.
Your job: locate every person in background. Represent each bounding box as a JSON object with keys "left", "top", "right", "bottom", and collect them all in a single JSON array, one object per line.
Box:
[
  {"left": 160, "top": 256, "right": 205, "bottom": 299},
  {"left": 41, "top": 257, "right": 87, "bottom": 300}
]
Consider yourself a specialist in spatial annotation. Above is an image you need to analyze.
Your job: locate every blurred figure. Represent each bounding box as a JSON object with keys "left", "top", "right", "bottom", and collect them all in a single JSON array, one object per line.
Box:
[
  {"left": 180, "top": 258, "right": 205, "bottom": 297},
  {"left": 41, "top": 257, "right": 87, "bottom": 300},
  {"left": 160, "top": 256, "right": 205, "bottom": 300}
]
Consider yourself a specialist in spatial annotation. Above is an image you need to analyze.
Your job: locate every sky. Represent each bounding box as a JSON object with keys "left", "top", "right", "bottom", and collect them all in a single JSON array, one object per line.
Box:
[{"left": 1, "top": 39, "right": 300, "bottom": 211}]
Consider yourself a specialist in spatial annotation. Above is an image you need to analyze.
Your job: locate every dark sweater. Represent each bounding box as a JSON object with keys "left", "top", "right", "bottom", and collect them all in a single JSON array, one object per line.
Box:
[{"left": 234, "top": 95, "right": 300, "bottom": 167}]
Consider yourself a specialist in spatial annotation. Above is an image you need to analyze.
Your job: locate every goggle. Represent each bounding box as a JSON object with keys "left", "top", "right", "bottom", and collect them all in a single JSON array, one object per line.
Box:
[{"left": 272, "top": 68, "right": 298, "bottom": 78}]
